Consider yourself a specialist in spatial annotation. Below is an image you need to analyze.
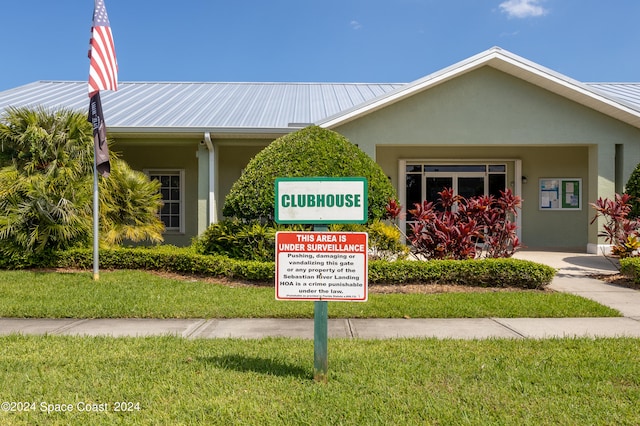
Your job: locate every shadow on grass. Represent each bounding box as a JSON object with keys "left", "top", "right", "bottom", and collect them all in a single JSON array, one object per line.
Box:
[{"left": 199, "top": 355, "right": 311, "bottom": 379}]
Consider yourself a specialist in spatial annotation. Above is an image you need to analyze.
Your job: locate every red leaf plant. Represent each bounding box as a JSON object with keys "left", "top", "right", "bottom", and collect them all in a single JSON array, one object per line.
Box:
[
  {"left": 387, "top": 188, "right": 522, "bottom": 260},
  {"left": 590, "top": 193, "right": 640, "bottom": 258}
]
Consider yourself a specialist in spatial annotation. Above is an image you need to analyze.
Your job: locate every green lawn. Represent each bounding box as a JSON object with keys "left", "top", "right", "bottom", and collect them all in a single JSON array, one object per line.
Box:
[
  {"left": 0, "top": 335, "right": 638, "bottom": 425},
  {"left": 1, "top": 270, "right": 636, "bottom": 425},
  {"left": 0, "top": 270, "right": 619, "bottom": 318}
]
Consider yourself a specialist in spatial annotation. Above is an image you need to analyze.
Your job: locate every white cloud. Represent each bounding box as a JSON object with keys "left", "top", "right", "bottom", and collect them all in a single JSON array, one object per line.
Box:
[
  {"left": 499, "top": 0, "right": 549, "bottom": 18},
  {"left": 350, "top": 20, "right": 363, "bottom": 30}
]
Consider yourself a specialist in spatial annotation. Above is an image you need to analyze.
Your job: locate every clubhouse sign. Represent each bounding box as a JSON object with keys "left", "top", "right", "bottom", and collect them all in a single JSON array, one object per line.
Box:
[{"left": 274, "top": 177, "right": 368, "bottom": 224}]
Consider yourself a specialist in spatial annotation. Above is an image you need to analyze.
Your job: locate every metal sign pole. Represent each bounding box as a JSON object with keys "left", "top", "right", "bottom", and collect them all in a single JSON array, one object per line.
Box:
[
  {"left": 313, "top": 300, "right": 328, "bottom": 382},
  {"left": 92, "top": 157, "right": 100, "bottom": 281},
  {"left": 313, "top": 224, "right": 328, "bottom": 383}
]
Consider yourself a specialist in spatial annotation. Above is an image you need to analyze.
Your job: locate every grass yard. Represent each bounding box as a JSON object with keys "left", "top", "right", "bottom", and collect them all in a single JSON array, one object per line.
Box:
[
  {"left": 0, "top": 270, "right": 619, "bottom": 318},
  {"left": 0, "top": 335, "right": 638, "bottom": 425}
]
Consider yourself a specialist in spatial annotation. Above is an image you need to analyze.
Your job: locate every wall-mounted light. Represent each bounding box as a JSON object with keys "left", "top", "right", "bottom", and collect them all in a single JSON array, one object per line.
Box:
[{"left": 522, "top": 176, "right": 528, "bottom": 184}]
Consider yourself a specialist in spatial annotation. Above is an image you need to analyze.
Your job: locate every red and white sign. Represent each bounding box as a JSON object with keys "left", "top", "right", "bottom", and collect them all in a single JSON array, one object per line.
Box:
[{"left": 275, "top": 232, "right": 368, "bottom": 301}]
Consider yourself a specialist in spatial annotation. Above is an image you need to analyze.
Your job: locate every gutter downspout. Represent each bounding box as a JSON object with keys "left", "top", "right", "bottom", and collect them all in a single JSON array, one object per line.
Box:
[{"left": 203, "top": 132, "right": 217, "bottom": 224}]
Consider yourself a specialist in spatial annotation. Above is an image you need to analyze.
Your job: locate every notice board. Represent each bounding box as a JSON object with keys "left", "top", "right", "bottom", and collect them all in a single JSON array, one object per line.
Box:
[{"left": 539, "top": 178, "right": 582, "bottom": 210}]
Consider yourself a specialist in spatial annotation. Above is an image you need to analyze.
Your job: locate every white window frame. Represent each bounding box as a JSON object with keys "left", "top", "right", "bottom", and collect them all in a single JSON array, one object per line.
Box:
[
  {"left": 144, "top": 169, "right": 185, "bottom": 234},
  {"left": 398, "top": 159, "right": 522, "bottom": 242}
]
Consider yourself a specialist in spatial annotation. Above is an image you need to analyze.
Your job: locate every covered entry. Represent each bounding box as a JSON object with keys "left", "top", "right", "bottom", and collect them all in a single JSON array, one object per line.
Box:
[{"left": 399, "top": 160, "right": 521, "bottom": 236}]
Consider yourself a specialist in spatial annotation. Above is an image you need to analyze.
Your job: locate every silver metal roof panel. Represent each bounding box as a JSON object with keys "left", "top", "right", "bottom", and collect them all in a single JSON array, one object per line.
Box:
[
  {"left": 0, "top": 81, "right": 404, "bottom": 132},
  {"left": 586, "top": 83, "right": 640, "bottom": 111},
  {"left": 3, "top": 78, "right": 640, "bottom": 134}
]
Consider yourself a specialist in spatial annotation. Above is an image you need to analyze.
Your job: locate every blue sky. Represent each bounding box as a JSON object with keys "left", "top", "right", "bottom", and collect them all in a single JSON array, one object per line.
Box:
[{"left": 1, "top": 0, "right": 640, "bottom": 92}]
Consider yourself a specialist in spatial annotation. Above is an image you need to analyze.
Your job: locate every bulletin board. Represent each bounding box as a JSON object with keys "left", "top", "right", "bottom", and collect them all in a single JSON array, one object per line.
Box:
[{"left": 539, "top": 178, "right": 582, "bottom": 210}]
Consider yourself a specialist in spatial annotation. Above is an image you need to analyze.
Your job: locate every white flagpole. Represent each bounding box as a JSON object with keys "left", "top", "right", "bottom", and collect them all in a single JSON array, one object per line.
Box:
[
  {"left": 93, "top": 149, "right": 100, "bottom": 281},
  {"left": 88, "top": 0, "right": 117, "bottom": 281}
]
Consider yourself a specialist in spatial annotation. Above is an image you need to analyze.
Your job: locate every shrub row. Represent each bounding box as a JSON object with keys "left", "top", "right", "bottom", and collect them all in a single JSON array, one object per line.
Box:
[
  {"left": 620, "top": 257, "right": 640, "bottom": 284},
  {"left": 34, "top": 246, "right": 555, "bottom": 289},
  {"left": 53, "top": 246, "right": 274, "bottom": 282},
  {"left": 368, "top": 258, "right": 555, "bottom": 289}
]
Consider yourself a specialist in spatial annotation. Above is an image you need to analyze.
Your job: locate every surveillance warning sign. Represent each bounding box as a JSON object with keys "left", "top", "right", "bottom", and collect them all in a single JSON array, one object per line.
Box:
[{"left": 275, "top": 231, "right": 368, "bottom": 302}]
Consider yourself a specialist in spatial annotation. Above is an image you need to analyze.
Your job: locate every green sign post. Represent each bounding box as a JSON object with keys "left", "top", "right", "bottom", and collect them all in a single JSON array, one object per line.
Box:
[
  {"left": 312, "top": 224, "right": 329, "bottom": 383},
  {"left": 274, "top": 177, "right": 368, "bottom": 383}
]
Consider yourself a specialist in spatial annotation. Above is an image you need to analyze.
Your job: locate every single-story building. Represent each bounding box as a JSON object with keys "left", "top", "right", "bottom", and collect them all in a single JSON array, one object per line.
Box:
[{"left": 1, "top": 46, "right": 640, "bottom": 253}]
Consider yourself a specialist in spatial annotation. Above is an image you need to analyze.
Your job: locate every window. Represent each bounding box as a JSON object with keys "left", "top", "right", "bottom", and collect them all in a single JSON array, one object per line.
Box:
[
  {"left": 146, "top": 170, "right": 185, "bottom": 233},
  {"left": 404, "top": 162, "right": 507, "bottom": 223}
]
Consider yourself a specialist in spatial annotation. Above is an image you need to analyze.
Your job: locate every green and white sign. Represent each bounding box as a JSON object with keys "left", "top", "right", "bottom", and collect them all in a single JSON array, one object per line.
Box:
[{"left": 275, "top": 177, "right": 368, "bottom": 224}]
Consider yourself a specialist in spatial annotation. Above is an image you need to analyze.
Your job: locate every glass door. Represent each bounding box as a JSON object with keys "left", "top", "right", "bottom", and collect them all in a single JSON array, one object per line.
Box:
[
  {"left": 458, "top": 177, "right": 485, "bottom": 199},
  {"left": 425, "top": 177, "right": 453, "bottom": 211},
  {"left": 402, "top": 161, "right": 514, "bottom": 241},
  {"left": 425, "top": 174, "right": 486, "bottom": 206}
]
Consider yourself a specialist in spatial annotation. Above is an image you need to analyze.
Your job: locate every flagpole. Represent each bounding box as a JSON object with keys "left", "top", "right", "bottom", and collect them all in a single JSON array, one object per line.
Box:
[
  {"left": 88, "top": 0, "right": 118, "bottom": 281},
  {"left": 93, "top": 148, "right": 100, "bottom": 281}
]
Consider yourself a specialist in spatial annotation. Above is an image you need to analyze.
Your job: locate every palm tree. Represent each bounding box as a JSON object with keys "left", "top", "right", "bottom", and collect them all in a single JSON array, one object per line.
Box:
[
  {"left": 0, "top": 106, "right": 94, "bottom": 178},
  {"left": 99, "top": 158, "right": 164, "bottom": 246},
  {"left": 0, "top": 169, "right": 93, "bottom": 255},
  {"left": 0, "top": 106, "right": 164, "bottom": 258}
]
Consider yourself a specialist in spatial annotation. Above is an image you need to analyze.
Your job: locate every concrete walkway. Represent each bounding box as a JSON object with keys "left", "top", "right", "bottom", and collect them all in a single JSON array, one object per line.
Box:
[{"left": 1, "top": 251, "right": 640, "bottom": 340}]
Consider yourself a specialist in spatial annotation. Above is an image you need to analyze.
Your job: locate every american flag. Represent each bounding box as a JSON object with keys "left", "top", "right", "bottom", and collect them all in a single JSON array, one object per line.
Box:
[{"left": 88, "top": 0, "right": 117, "bottom": 96}]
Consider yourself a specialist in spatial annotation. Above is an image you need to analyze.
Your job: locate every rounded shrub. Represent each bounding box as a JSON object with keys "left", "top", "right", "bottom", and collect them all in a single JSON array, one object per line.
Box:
[
  {"left": 625, "top": 162, "right": 640, "bottom": 218},
  {"left": 222, "top": 126, "right": 396, "bottom": 222}
]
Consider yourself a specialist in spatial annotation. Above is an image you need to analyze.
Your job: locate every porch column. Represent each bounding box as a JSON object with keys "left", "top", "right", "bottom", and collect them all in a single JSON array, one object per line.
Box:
[{"left": 587, "top": 144, "right": 616, "bottom": 254}]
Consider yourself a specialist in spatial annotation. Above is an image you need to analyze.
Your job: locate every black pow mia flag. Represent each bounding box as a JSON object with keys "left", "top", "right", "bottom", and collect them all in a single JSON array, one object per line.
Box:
[{"left": 88, "top": 92, "right": 111, "bottom": 177}]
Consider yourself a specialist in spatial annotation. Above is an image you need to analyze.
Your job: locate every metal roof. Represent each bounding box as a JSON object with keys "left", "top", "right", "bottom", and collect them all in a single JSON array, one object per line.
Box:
[
  {"left": 3, "top": 47, "right": 640, "bottom": 135},
  {"left": 587, "top": 83, "right": 640, "bottom": 110},
  {"left": 0, "top": 81, "right": 404, "bottom": 133}
]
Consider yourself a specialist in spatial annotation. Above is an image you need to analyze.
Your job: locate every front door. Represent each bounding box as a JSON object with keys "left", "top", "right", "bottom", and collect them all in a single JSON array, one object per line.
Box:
[
  {"left": 426, "top": 175, "right": 486, "bottom": 203},
  {"left": 406, "top": 163, "right": 507, "bottom": 219}
]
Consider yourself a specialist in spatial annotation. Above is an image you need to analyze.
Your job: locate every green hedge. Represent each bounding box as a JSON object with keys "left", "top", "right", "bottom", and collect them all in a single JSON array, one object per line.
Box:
[
  {"left": 53, "top": 246, "right": 273, "bottom": 282},
  {"left": 38, "top": 246, "right": 555, "bottom": 289},
  {"left": 620, "top": 257, "right": 640, "bottom": 284},
  {"left": 368, "top": 258, "right": 555, "bottom": 289}
]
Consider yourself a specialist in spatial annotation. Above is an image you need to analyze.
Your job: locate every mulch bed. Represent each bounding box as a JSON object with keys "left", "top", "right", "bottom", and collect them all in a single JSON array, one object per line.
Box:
[
  {"left": 146, "top": 271, "right": 548, "bottom": 293},
  {"left": 590, "top": 273, "right": 640, "bottom": 290},
  {"left": 46, "top": 268, "right": 640, "bottom": 293}
]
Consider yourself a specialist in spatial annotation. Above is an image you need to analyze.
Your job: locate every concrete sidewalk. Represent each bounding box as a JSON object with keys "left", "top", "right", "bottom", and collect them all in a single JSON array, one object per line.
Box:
[
  {"left": 1, "top": 250, "right": 639, "bottom": 340},
  {"left": 513, "top": 249, "right": 640, "bottom": 318},
  {"left": 2, "top": 316, "right": 640, "bottom": 340}
]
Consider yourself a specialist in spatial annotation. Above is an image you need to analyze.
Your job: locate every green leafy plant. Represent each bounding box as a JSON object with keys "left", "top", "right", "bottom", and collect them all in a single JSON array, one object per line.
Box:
[
  {"left": 620, "top": 256, "right": 640, "bottom": 283},
  {"left": 624, "top": 162, "right": 640, "bottom": 218},
  {"left": 193, "top": 218, "right": 285, "bottom": 262}
]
